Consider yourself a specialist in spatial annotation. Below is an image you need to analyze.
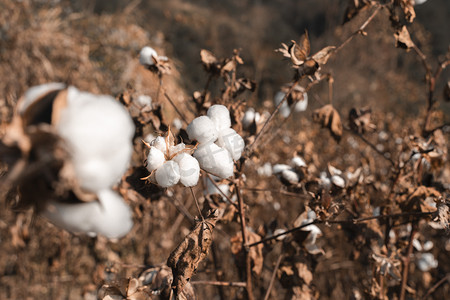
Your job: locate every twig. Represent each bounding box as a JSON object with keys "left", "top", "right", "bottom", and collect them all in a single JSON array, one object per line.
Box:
[
  {"left": 245, "top": 80, "right": 299, "bottom": 155},
  {"left": 400, "top": 221, "right": 418, "bottom": 300},
  {"left": 204, "top": 172, "right": 238, "bottom": 209},
  {"left": 163, "top": 91, "right": 189, "bottom": 124},
  {"left": 349, "top": 129, "right": 396, "bottom": 166},
  {"left": 263, "top": 253, "right": 284, "bottom": 300},
  {"left": 422, "top": 273, "right": 450, "bottom": 299},
  {"left": 334, "top": 4, "right": 383, "bottom": 55},
  {"left": 247, "top": 211, "right": 432, "bottom": 248},
  {"left": 190, "top": 187, "right": 204, "bottom": 222},
  {"left": 235, "top": 184, "right": 255, "bottom": 300},
  {"left": 190, "top": 280, "right": 247, "bottom": 288}
]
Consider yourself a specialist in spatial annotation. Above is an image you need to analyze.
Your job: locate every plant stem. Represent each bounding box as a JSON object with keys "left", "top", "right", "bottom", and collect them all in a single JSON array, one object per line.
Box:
[
  {"left": 263, "top": 253, "right": 284, "bottom": 300},
  {"left": 190, "top": 281, "right": 247, "bottom": 287},
  {"left": 235, "top": 184, "right": 255, "bottom": 300},
  {"left": 400, "top": 222, "right": 418, "bottom": 300}
]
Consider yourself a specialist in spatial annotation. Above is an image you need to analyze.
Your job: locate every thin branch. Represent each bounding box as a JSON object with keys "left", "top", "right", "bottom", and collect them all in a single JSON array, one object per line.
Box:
[
  {"left": 190, "top": 281, "right": 247, "bottom": 288},
  {"left": 190, "top": 187, "right": 204, "bottom": 222},
  {"left": 400, "top": 222, "right": 418, "bottom": 300},
  {"left": 163, "top": 91, "right": 189, "bottom": 124},
  {"left": 349, "top": 129, "right": 396, "bottom": 166},
  {"left": 263, "top": 253, "right": 284, "bottom": 300},
  {"left": 204, "top": 172, "right": 238, "bottom": 209},
  {"left": 334, "top": 5, "right": 383, "bottom": 55},
  {"left": 245, "top": 80, "right": 299, "bottom": 155},
  {"left": 247, "top": 211, "right": 432, "bottom": 248},
  {"left": 235, "top": 184, "right": 255, "bottom": 300},
  {"left": 422, "top": 273, "right": 450, "bottom": 299}
]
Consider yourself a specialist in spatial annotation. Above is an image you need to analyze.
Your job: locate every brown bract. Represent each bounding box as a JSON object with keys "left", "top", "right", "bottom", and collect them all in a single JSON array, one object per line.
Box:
[
  {"left": 167, "top": 209, "right": 218, "bottom": 299},
  {"left": 312, "top": 104, "right": 343, "bottom": 142}
]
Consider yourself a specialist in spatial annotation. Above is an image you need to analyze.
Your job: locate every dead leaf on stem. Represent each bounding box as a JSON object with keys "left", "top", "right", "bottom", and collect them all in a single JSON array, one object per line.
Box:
[
  {"left": 313, "top": 104, "right": 343, "bottom": 142},
  {"left": 167, "top": 209, "right": 219, "bottom": 298},
  {"left": 348, "top": 106, "right": 376, "bottom": 134},
  {"left": 394, "top": 26, "right": 415, "bottom": 50},
  {"left": 230, "top": 230, "right": 264, "bottom": 277}
]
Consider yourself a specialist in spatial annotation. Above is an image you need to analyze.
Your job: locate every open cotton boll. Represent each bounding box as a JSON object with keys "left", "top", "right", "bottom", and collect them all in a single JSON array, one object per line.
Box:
[
  {"left": 155, "top": 160, "right": 181, "bottom": 187},
  {"left": 186, "top": 116, "right": 218, "bottom": 144},
  {"left": 146, "top": 147, "right": 166, "bottom": 172},
  {"left": 169, "top": 143, "right": 185, "bottom": 157},
  {"left": 242, "top": 108, "right": 256, "bottom": 129},
  {"left": 274, "top": 91, "right": 291, "bottom": 118},
  {"left": 294, "top": 93, "right": 308, "bottom": 112},
  {"left": 139, "top": 46, "right": 158, "bottom": 66},
  {"left": 207, "top": 104, "right": 231, "bottom": 132},
  {"left": 42, "top": 189, "right": 133, "bottom": 239},
  {"left": 172, "top": 152, "right": 200, "bottom": 187},
  {"left": 272, "top": 164, "right": 291, "bottom": 174},
  {"left": 216, "top": 128, "right": 245, "bottom": 161},
  {"left": 291, "top": 156, "right": 306, "bottom": 168},
  {"left": 20, "top": 82, "right": 66, "bottom": 114},
  {"left": 151, "top": 136, "right": 167, "bottom": 153},
  {"left": 136, "top": 95, "right": 152, "bottom": 107},
  {"left": 57, "top": 86, "right": 134, "bottom": 192},
  {"left": 281, "top": 169, "right": 300, "bottom": 185},
  {"left": 194, "top": 142, "right": 234, "bottom": 178},
  {"left": 331, "top": 175, "right": 346, "bottom": 188}
]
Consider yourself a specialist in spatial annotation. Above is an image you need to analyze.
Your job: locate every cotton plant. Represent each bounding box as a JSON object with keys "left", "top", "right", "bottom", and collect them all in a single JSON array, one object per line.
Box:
[
  {"left": 294, "top": 209, "right": 324, "bottom": 255},
  {"left": 13, "top": 83, "right": 135, "bottom": 239},
  {"left": 272, "top": 155, "right": 307, "bottom": 186},
  {"left": 187, "top": 104, "right": 245, "bottom": 179},
  {"left": 143, "top": 127, "right": 200, "bottom": 188}
]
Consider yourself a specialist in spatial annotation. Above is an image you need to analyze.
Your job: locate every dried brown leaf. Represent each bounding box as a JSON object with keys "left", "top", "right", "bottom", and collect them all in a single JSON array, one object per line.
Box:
[
  {"left": 313, "top": 104, "right": 342, "bottom": 142},
  {"left": 230, "top": 230, "right": 264, "bottom": 276},
  {"left": 400, "top": 0, "right": 416, "bottom": 23},
  {"left": 394, "top": 26, "right": 415, "bottom": 50},
  {"left": 167, "top": 210, "right": 218, "bottom": 298},
  {"left": 348, "top": 107, "right": 376, "bottom": 134},
  {"left": 311, "top": 46, "right": 336, "bottom": 66}
]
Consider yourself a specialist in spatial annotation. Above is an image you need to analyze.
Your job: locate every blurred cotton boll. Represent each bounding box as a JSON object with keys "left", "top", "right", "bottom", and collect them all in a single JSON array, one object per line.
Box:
[
  {"left": 139, "top": 46, "right": 158, "bottom": 66},
  {"left": 57, "top": 86, "right": 135, "bottom": 193},
  {"left": 42, "top": 189, "right": 133, "bottom": 239}
]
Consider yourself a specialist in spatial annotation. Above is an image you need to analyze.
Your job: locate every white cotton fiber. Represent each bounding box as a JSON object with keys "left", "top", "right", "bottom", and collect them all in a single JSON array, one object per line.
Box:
[
  {"left": 146, "top": 147, "right": 166, "bottom": 172},
  {"left": 274, "top": 91, "right": 291, "bottom": 118},
  {"left": 272, "top": 164, "right": 291, "bottom": 174},
  {"left": 290, "top": 156, "right": 306, "bottom": 168},
  {"left": 216, "top": 128, "right": 245, "bottom": 161},
  {"left": 20, "top": 82, "right": 66, "bottom": 114},
  {"left": 42, "top": 189, "right": 133, "bottom": 239},
  {"left": 331, "top": 175, "right": 346, "bottom": 188},
  {"left": 281, "top": 169, "right": 300, "bottom": 185},
  {"left": 186, "top": 116, "right": 218, "bottom": 144},
  {"left": 169, "top": 143, "right": 185, "bottom": 157},
  {"left": 136, "top": 95, "right": 152, "bottom": 107},
  {"left": 155, "top": 160, "right": 181, "bottom": 187},
  {"left": 207, "top": 104, "right": 231, "bottom": 132},
  {"left": 242, "top": 108, "right": 256, "bottom": 129},
  {"left": 57, "top": 86, "right": 134, "bottom": 192},
  {"left": 172, "top": 152, "right": 200, "bottom": 187},
  {"left": 194, "top": 142, "right": 234, "bottom": 178},
  {"left": 294, "top": 93, "right": 308, "bottom": 112},
  {"left": 139, "top": 46, "right": 158, "bottom": 66},
  {"left": 151, "top": 136, "right": 167, "bottom": 153},
  {"left": 205, "top": 178, "right": 230, "bottom": 199}
]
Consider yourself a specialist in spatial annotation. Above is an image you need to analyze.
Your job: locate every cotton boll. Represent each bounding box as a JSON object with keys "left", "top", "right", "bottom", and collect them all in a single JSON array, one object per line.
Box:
[
  {"left": 172, "top": 152, "right": 200, "bottom": 187},
  {"left": 274, "top": 91, "right": 291, "bottom": 118},
  {"left": 331, "top": 175, "right": 346, "bottom": 188},
  {"left": 257, "top": 162, "right": 272, "bottom": 177},
  {"left": 294, "top": 93, "right": 308, "bottom": 112},
  {"left": 194, "top": 142, "right": 234, "bottom": 178},
  {"left": 169, "top": 143, "right": 185, "bottom": 157},
  {"left": 151, "top": 136, "right": 167, "bottom": 153},
  {"left": 155, "top": 161, "right": 180, "bottom": 187},
  {"left": 216, "top": 128, "right": 245, "bottom": 160},
  {"left": 290, "top": 156, "right": 306, "bottom": 168},
  {"left": 281, "top": 169, "right": 300, "bottom": 185},
  {"left": 20, "top": 82, "right": 66, "bottom": 114},
  {"left": 136, "top": 95, "right": 152, "bottom": 107},
  {"left": 416, "top": 253, "right": 438, "bottom": 272},
  {"left": 42, "top": 189, "right": 133, "bottom": 239},
  {"left": 172, "top": 118, "right": 183, "bottom": 130},
  {"left": 139, "top": 46, "right": 158, "bottom": 66},
  {"left": 146, "top": 147, "right": 166, "bottom": 172},
  {"left": 320, "top": 172, "right": 332, "bottom": 189},
  {"left": 242, "top": 108, "right": 256, "bottom": 129},
  {"left": 207, "top": 104, "right": 231, "bottom": 132},
  {"left": 57, "top": 86, "right": 134, "bottom": 192},
  {"left": 272, "top": 164, "right": 291, "bottom": 174},
  {"left": 186, "top": 116, "right": 218, "bottom": 144}
]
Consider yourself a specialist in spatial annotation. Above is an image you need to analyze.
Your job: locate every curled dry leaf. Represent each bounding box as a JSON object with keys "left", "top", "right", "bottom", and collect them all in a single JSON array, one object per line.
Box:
[
  {"left": 200, "top": 49, "right": 220, "bottom": 73},
  {"left": 230, "top": 230, "right": 264, "bottom": 277},
  {"left": 313, "top": 104, "right": 343, "bottom": 142},
  {"left": 401, "top": 186, "right": 441, "bottom": 213},
  {"left": 311, "top": 46, "right": 336, "bottom": 66},
  {"left": 348, "top": 106, "right": 376, "bottom": 134},
  {"left": 399, "top": 0, "right": 416, "bottom": 23},
  {"left": 98, "top": 277, "right": 151, "bottom": 300},
  {"left": 394, "top": 26, "right": 415, "bottom": 50},
  {"left": 167, "top": 209, "right": 218, "bottom": 298}
]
